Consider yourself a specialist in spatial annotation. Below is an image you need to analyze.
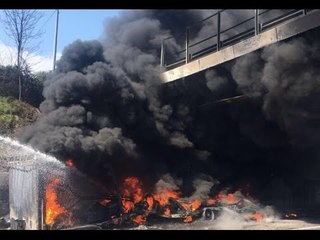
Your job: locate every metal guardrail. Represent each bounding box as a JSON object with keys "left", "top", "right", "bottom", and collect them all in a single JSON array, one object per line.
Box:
[{"left": 161, "top": 9, "right": 312, "bottom": 70}]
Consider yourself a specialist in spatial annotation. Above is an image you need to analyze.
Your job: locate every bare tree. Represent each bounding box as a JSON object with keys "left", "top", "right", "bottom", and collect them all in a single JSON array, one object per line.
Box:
[{"left": 2, "top": 10, "right": 43, "bottom": 101}]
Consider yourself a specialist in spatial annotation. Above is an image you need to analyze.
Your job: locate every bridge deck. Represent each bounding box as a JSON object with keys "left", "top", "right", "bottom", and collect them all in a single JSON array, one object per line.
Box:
[{"left": 161, "top": 10, "right": 320, "bottom": 83}]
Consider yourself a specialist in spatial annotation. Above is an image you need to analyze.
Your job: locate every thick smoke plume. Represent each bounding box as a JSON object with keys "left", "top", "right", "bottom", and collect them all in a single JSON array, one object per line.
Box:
[
  {"left": 19, "top": 10, "right": 320, "bottom": 210},
  {"left": 20, "top": 10, "right": 218, "bottom": 183}
]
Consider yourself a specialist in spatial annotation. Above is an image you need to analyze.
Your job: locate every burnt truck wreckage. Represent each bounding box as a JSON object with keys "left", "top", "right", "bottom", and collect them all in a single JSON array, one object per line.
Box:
[
  {"left": 0, "top": 137, "right": 302, "bottom": 230},
  {"left": 96, "top": 198, "right": 218, "bottom": 228},
  {"left": 78, "top": 174, "right": 269, "bottom": 229},
  {"left": 76, "top": 186, "right": 266, "bottom": 229},
  {"left": 77, "top": 193, "right": 265, "bottom": 229},
  {"left": 0, "top": 137, "right": 269, "bottom": 230}
]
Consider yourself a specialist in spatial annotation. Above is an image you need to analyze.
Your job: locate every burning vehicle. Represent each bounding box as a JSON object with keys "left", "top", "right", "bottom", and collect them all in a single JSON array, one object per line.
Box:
[
  {"left": 76, "top": 175, "right": 270, "bottom": 229},
  {"left": 0, "top": 135, "right": 306, "bottom": 230},
  {"left": 5, "top": 150, "right": 268, "bottom": 230}
]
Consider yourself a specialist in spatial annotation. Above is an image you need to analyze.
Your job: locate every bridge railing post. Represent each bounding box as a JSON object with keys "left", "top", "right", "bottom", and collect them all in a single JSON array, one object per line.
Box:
[
  {"left": 160, "top": 38, "right": 165, "bottom": 67},
  {"left": 255, "top": 9, "right": 260, "bottom": 35},
  {"left": 217, "top": 11, "right": 221, "bottom": 51},
  {"left": 185, "top": 27, "right": 190, "bottom": 64}
]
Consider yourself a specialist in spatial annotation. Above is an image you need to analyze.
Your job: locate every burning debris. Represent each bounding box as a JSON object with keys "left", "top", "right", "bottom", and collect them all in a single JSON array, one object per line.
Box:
[
  {"left": 45, "top": 178, "right": 73, "bottom": 228},
  {"left": 86, "top": 175, "right": 273, "bottom": 229},
  {"left": 0, "top": 138, "right": 299, "bottom": 230}
]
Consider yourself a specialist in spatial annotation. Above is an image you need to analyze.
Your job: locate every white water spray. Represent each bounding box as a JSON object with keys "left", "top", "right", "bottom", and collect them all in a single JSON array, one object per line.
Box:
[{"left": 0, "top": 135, "right": 65, "bottom": 168}]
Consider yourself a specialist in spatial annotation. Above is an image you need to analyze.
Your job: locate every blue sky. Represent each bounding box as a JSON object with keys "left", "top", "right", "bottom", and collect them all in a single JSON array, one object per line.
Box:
[
  {"left": 0, "top": 10, "right": 122, "bottom": 71},
  {"left": 42, "top": 10, "right": 121, "bottom": 56}
]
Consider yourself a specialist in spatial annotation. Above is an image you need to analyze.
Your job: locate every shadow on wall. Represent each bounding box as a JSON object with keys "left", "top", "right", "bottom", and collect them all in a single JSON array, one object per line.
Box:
[{"left": 0, "top": 172, "right": 9, "bottom": 216}]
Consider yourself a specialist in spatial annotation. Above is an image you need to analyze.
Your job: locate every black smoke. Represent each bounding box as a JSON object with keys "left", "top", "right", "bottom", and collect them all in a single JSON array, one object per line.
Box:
[{"left": 19, "top": 10, "right": 320, "bottom": 211}]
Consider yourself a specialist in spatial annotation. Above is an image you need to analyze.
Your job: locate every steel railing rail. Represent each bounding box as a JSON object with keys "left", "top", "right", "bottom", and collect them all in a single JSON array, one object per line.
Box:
[{"left": 161, "top": 9, "right": 310, "bottom": 69}]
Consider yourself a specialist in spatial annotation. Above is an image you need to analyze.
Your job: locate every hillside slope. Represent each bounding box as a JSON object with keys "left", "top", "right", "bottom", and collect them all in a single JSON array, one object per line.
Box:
[{"left": 0, "top": 96, "right": 40, "bottom": 137}]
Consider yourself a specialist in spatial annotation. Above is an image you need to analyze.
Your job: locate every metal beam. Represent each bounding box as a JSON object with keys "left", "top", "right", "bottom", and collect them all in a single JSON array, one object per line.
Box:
[
  {"left": 160, "top": 39, "right": 165, "bottom": 67},
  {"left": 255, "top": 9, "right": 260, "bottom": 35},
  {"left": 217, "top": 11, "right": 221, "bottom": 51},
  {"left": 185, "top": 27, "right": 190, "bottom": 64}
]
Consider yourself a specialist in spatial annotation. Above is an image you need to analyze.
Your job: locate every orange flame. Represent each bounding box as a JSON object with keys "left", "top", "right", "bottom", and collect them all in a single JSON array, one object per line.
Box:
[
  {"left": 183, "top": 216, "right": 193, "bottom": 223},
  {"left": 122, "top": 177, "right": 144, "bottom": 203},
  {"left": 65, "top": 159, "right": 74, "bottom": 167},
  {"left": 207, "top": 191, "right": 240, "bottom": 206},
  {"left": 121, "top": 177, "right": 145, "bottom": 214},
  {"left": 226, "top": 193, "right": 236, "bottom": 204},
  {"left": 207, "top": 198, "right": 217, "bottom": 205},
  {"left": 191, "top": 199, "right": 201, "bottom": 211},
  {"left": 100, "top": 199, "right": 111, "bottom": 206},
  {"left": 181, "top": 199, "right": 202, "bottom": 212},
  {"left": 122, "top": 199, "right": 135, "bottom": 213},
  {"left": 45, "top": 178, "right": 72, "bottom": 226},
  {"left": 250, "top": 212, "right": 263, "bottom": 221},
  {"left": 146, "top": 196, "right": 154, "bottom": 211},
  {"left": 217, "top": 193, "right": 237, "bottom": 204},
  {"left": 153, "top": 189, "right": 180, "bottom": 206},
  {"left": 132, "top": 215, "right": 147, "bottom": 225},
  {"left": 104, "top": 176, "right": 263, "bottom": 226}
]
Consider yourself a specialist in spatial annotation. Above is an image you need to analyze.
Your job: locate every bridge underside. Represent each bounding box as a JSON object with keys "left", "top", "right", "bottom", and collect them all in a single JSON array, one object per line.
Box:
[{"left": 161, "top": 10, "right": 320, "bottom": 83}]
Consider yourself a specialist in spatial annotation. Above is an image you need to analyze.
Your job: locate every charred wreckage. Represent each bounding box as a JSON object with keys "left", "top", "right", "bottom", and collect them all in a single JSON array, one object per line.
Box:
[
  {"left": 0, "top": 137, "right": 267, "bottom": 230},
  {"left": 5, "top": 162, "right": 267, "bottom": 230}
]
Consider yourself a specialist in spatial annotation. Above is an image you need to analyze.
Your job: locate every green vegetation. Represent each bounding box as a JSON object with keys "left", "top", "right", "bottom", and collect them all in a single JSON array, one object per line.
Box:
[
  {"left": 0, "top": 65, "right": 48, "bottom": 135},
  {"left": 0, "top": 96, "right": 39, "bottom": 135},
  {"left": 0, "top": 65, "right": 46, "bottom": 108}
]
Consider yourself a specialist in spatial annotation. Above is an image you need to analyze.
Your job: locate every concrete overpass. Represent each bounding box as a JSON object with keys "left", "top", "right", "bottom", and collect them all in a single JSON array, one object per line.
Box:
[{"left": 161, "top": 9, "right": 320, "bottom": 83}]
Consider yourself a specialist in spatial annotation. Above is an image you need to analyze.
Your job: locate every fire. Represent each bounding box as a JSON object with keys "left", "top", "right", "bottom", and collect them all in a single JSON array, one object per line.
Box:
[
  {"left": 250, "top": 212, "right": 263, "bottom": 221},
  {"left": 146, "top": 196, "right": 154, "bottom": 211},
  {"left": 153, "top": 189, "right": 180, "bottom": 206},
  {"left": 207, "top": 198, "right": 217, "bottom": 205},
  {"left": 65, "top": 159, "right": 74, "bottom": 167},
  {"left": 100, "top": 176, "right": 264, "bottom": 226},
  {"left": 181, "top": 199, "right": 202, "bottom": 212},
  {"left": 122, "top": 199, "right": 135, "bottom": 213},
  {"left": 100, "top": 199, "right": 111, "bottom": 206},
  {"left": 45, "top": 174, "right": 270, "bottom": 227},
  {"left": 45, "top": 178, "right": 72, "bottom": 226},
  {"left": 132, "top": 215, "right": 147, "bottom": 224},
  {"left": 191, "top": 199, "right": 201, "bottom": 211},
  {"left": 217, "top": 192, "right": 237, "bottom": 204},
  {"left": 226, "top": 193, "right": 236, "bottom": 204},
  {"left": 183, "top": 216, "right": 193, "bottom": 223},
  {"left": 120, "top": 177, "right": 145, "bottom": 214},
  {"left": 207, "top": 191, "right": 241, "bottom": 206},
  {"left": 122, "top": 177, "right": 144, "bottom": 203}
]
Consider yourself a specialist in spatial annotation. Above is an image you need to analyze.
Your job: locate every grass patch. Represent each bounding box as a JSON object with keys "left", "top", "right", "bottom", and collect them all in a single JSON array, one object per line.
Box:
[{"left": 0, "top": 96, "right": 39, "bottom": 135}]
